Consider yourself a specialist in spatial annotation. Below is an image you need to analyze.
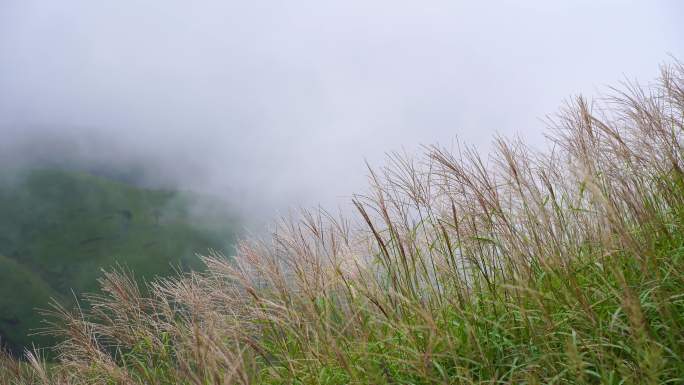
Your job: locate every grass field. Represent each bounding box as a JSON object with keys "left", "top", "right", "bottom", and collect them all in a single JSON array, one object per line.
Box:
[
  {"left": 0, "top": 169, "right": 238, "bottom": 353},
  {"left": 2, "top": 62, "right": 684, "bottom": 384}
]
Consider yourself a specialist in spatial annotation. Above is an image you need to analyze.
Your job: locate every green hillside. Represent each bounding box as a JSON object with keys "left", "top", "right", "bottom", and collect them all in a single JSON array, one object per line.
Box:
[
  {"left": 0, "top": 169, "right": 238, "bottom": 353},
  {"left": 0, "top": 254, "right": 58, "bottom": 350}
]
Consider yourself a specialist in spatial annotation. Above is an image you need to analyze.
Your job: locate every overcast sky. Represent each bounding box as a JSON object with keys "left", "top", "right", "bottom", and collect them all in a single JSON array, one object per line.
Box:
[{"left": 1, "top": 1, "right": 682, "bottom": 223}]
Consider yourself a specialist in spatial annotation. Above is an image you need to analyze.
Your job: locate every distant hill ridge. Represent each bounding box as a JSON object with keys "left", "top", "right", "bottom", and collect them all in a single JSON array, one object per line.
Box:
[{"left": 0, "top": 168, "right": 238, "bottom": 353}]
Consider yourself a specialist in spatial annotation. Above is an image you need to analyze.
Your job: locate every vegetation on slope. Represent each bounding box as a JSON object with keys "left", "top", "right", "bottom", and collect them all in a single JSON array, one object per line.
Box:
[
  {"left": 0, "top": 169, "right": 238, "bottom": 353},
  {"left": 2, "top": 62, "right": 684, "bottom": 384},
  {"left": 0, "top": 254, "right": 58, "bottom": 350}
]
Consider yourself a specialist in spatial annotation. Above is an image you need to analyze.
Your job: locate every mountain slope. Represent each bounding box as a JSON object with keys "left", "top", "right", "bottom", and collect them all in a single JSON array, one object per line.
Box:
[
  {"left": 0, "top": 254, "right": 58, "bottom": 350},
  {"left": 0, "top": 169, "right": 238, "bottom": 353}
]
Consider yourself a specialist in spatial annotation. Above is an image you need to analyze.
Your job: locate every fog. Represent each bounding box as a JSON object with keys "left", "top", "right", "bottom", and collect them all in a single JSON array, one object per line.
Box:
[{"left": 1, "top": 1, "right": 682, "bottom": 226}]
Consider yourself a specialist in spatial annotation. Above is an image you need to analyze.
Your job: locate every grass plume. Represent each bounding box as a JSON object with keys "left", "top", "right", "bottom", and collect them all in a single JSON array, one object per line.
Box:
[{"left": 3, "top": 61, "right": 684, "bottom": 384}]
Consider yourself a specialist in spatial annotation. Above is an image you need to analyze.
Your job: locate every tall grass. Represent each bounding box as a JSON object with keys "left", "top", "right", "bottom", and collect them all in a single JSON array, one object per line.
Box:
[{"left": 3, "top": 61, "right": 684, "bottom": 384}]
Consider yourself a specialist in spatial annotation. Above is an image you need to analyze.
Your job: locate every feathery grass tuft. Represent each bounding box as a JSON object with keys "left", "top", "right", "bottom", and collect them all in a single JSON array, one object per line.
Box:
[{"left": 3, "top": 61, "right": 684, "bottom": 384}]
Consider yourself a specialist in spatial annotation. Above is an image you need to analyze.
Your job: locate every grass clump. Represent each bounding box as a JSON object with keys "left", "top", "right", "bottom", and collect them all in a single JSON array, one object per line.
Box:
[{"left": 3, "top": 61, "right": 684, "bottom": 384}]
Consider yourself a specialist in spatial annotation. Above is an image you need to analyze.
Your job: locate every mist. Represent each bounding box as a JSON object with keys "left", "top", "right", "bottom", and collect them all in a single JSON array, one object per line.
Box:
[{"left": 1, "top": 0, "right": 682, "bottom": 227}]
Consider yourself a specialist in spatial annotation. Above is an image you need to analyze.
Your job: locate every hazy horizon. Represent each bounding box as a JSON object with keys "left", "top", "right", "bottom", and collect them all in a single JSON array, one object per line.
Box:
[{"left": 2, "top": 0, "right": 683, "bottom": 227}]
